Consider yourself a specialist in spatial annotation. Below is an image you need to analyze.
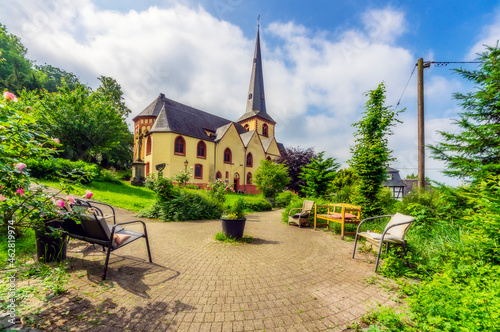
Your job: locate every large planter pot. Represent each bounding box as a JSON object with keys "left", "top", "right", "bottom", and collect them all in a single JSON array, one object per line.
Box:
[
  {"left": 35, "top": 229, "right": 67, "bottom": 263},
  {"left": 221, "top": 218, "right": 247, "bottom": 239}
]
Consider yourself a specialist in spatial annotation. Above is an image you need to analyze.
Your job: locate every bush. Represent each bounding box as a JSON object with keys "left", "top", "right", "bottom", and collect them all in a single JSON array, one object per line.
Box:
[
  {"left": 275, "top": 191, "right": 298, "bottom": 208},
  {"left": 243, "top": 197, "right": 272, "bottom": 212},
  {"left": 118, "top": 169, "right": 132, "bottom": 181},
  {"left": 25, "top": 157, "right": 99, "bottom": 184},
  {"left": 94, "top": 169, "right": 121, "bottom": 184}
]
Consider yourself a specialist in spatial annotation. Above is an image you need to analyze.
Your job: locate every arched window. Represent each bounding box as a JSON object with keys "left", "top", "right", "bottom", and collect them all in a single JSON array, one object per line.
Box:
[
  {"left": 246, "top": 172, "right": 252, "bottom": 185},
  {"left": 197, "top": 141, "right": 206, "bottom": 158},
  {"left": 174, "top": 136, "right": 185, "bottom": 155},
  {"left": 224, "top": 148, "right": 232, "bottom": 163},
  {"left": 244, "top": 124, "right": 249, "bottom": 131},
  {"left": 266, "top": 156, "right": 271, "bottom": 161},
  {"left": 146, "top": 162, "right": 150, "bottom": 175},
  {"left": 216, "top": 171, "right": 222, "bottom": 180},
  {"left": 194, "top": 164, "right": 203, "bottom": 179},
  {"left": 146, "top": 136, "right": 152, "bottom": 155},
  {"left": 262, "top": 123, "right": 269, "bottom": 137},
  {"left": 246, "top": 153, "right": 253, "bottom": 167}
]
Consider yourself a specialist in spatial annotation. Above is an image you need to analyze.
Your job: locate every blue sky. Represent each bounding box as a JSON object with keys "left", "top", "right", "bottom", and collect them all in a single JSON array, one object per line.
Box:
[{"left": 2, "top": 0, "right": 500, "bottom": 185}]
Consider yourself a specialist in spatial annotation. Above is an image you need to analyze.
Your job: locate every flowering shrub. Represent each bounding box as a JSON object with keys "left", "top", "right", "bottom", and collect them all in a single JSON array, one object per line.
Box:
[
  {"left": 145, "top": 174, "right": 177, "bottom": 199},
  {"left": 206, "top": 179, "right": 234, "bottom": 203},
  {"left": 222, "top": 197, "right": 246, "bottom": 219},
  {"left": 173, "top": 167, "right": 192, "bottom": 186},
  {"left": 0, "top": 91, "right": 90, "bottom": 232}
]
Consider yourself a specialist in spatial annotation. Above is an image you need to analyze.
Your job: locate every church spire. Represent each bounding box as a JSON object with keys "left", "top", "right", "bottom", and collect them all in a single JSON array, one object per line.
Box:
[{"left": 238, "top": 24, "right": 275, "bottom": 124}]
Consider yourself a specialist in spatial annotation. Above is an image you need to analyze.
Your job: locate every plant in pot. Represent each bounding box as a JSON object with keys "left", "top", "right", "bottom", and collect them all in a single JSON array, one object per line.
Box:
[
  {"left": 0, "top": 91, "right": 90, "bottom": 263},
  {"left": 221, "top": 197, "right": 247, "bottom": 239}
]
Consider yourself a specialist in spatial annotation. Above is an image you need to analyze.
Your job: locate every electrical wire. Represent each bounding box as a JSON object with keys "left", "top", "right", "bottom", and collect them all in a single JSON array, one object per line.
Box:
[{"left": 394, "top": 64, "right": 417, "bottom": 111}]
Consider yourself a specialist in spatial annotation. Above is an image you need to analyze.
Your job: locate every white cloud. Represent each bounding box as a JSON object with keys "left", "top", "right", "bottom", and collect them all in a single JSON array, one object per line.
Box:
[{"left": 467, "top": 11, "right": 500, "bottom": 59}]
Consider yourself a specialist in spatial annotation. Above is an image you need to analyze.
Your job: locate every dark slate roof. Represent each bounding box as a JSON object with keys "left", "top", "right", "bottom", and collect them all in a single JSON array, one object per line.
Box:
[
  {"left": 142, "top": 94, "right": 246, "bottom": 141},
  {"left": 277, "top": 142, "right": 285, "bottom": 152},
  {"left": 238, "top": 28, "right": 276, "bottom": 124},
  {"left": 383, "top": 167, "right": 406, "bottom": 187}
]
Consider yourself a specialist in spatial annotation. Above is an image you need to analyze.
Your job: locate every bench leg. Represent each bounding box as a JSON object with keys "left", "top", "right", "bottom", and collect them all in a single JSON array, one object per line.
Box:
[{"left": 103, "top": 247, "right": 112, "bottom": 280}]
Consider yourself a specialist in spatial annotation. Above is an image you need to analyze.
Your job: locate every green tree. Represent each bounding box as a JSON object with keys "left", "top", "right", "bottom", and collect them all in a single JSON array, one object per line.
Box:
[
  {"left": 275, "top": 146, "right": 316, "bottom": 195},
  {"left": 20, "top": 79, "right": 132, "bottom": 165},
  {"left": 429, "top": 44, "right": 500, "bottom": 182},
  {"left": 348, "top": 82, "right": 402, "bottom": 217},
  {"left": 0, "top": 24, "right": 38, "bottom": 92},
  {"left": 36, "top": 64, "right": 81, "bottom": 92},
  {"left": 254, "top": 160, "right": 290, "bottom": 198},
  {"left": 299, "top": 151, "right": 339, "bottom": 198}
]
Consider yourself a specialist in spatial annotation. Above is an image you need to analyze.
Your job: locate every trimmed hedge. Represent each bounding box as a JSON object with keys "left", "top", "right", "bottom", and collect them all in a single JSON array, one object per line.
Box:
[{"left": 25, "top": 158, "right": 99, "bottom": 184}]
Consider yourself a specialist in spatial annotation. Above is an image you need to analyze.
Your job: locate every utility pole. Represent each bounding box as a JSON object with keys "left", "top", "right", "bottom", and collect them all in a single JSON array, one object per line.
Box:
[{"left": 417, "top": 58, "right": 430, "bottom": 189}]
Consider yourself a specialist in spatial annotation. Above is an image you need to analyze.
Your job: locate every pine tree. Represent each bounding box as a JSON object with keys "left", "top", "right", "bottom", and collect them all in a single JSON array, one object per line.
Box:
[
  {"left": 429, "top": 44, "right": 500, "bottom": 181},
  {"left": 349, "top": 82, "right": 402, "bottom": 217}
]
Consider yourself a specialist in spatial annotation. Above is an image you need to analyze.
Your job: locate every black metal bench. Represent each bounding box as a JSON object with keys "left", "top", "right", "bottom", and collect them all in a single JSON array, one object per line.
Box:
[{"left": 62, "top": 199, "right": 153, "bottom": 280}]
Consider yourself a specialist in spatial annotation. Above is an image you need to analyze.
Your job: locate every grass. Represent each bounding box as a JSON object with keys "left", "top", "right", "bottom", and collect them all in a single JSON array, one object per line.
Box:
[
  {"left": 41, "top": 180, "right": 155, "bottom": 213},
  {"left": 0, "top": 228, "right": 36, "bottom": 269},
  {"left": 214, "top": 232, "right": 253, "bottom": 244}
]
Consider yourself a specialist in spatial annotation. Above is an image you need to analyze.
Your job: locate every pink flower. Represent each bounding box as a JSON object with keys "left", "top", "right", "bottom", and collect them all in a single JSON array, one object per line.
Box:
[
  {"left": 16, "top": 188, "right": 24, "bottom": 196},
  {"left": 53, "top": 138, "right": 60, "bottom": 144},
  {"left": 67, "top": 196, "right": 75, "bottom": 204},
  {"left": 83, "top": 190, "right": 93, "bottom": 199},
  {"left": 0, "top": 194, "right": 6, "bottom": 201},
  {"left": 15, "top": 162, "right": 27, "bottom": 172},
  {"left": 3, "top": 91, "right": 18, "bottom": 102},
  {"left": 55, "top": 200, "right": 65, "bottom": 209}
]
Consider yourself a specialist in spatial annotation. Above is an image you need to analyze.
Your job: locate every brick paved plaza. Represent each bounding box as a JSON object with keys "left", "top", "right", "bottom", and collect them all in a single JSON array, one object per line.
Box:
[{"left": 28, "top": 208, "right": 396, "bottom": 331}]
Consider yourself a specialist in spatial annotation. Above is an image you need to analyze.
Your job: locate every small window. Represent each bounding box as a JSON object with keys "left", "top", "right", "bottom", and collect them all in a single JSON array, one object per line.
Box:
[
  {"left": 197, "top": 141, "right": 206, "bottom": 158},
  {"left": 266, "top": 156, "right": 271, "bottom": 161},
  {"left": 262, "top": 123, "right": 269, "bottom": 137},
  {"left": 224, "top": 148, "right": 232, "bottom": 163},
  {"left": 146, "top": 162, "right": 150, "bottom": 175},
  {"left": 244, "top": 124, "right": 249, "bottom": 131},
  {"left": 246, "top": 172, "right": 252, "bottom": 185},
  {"left": 194, "top": 164, "right": 203, "bottom": 179},
  {"left": 146, "top": 136, "right": 152, "bottom": 155},
  {"left": 225, "top": 171, "right": 229, "bottom": 179},
  {"left": 216, "top": 171, "right": 222, "bottom": 180},
  {"left": 246, "top": 153, "right": 253, "bottom": 167},
  {"left": 174, "top": 136, "right": 185, "bottom": 155}
]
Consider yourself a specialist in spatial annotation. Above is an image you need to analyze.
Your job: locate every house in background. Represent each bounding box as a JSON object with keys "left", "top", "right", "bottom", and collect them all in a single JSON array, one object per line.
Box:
[
  {"left": 131, "top": 28, "right": 283, "bottom": 193},
  {"left": 383, "top": 167, "right": 406, "bottom": 200}
]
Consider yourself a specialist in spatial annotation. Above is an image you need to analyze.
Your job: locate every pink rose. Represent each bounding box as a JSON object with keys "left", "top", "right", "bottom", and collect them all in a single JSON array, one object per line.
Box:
[
  {"left": 67, "top": 196, "right": 75, "bottom": 204},
  {"left": 3, "top": 91, "right": 18, "bottom": 102},
  {"left": 0, "top": 194, "right": 6, "bottom": 201},
  {"left": 83, "top": 190, "right": 93, "bottom": 199},
  {"left": 15, "top": 162, "right": 27, "bottom": 172},
  {"left": 16, "top": 188, "right": 24, "bottom": 196},
  {"left": 55, "top": 200, "right": 65, "bottom": 209},
  {"left": 53, "top": 138, "right": 60, "bottom": 144}
]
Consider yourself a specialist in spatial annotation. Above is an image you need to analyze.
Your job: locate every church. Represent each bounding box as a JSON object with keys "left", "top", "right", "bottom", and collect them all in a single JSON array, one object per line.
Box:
[{"left": 132, "top": 28, "right": 283, "bottom": 194}]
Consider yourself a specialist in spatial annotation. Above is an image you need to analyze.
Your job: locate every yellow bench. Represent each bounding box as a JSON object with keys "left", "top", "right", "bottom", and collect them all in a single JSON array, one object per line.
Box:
[{"left": 314, "top": 203, "right": 362, "bottom": 239}]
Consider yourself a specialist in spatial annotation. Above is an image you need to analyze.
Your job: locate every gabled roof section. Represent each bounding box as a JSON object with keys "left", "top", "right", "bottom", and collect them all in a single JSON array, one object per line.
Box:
[
  {"left": 144, "top": 94, "right": 234, "bottom": 141},
  {"left": 261, "top": 136, "right": 275, "bottom": 152},
  {"left": 238, "top": 27, "right": 276, "bottom": 124},
  {"left": 240, "top": 130, "right": 257, "bottom": 147}
]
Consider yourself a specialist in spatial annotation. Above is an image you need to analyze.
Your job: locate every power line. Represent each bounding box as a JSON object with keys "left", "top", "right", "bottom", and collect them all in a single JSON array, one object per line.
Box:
[
  {"left": 394, "top": 64, "right": 417, "bottom": 111},
  {"left": 424, "top": 61, "right": 484, "bottom": 67}
]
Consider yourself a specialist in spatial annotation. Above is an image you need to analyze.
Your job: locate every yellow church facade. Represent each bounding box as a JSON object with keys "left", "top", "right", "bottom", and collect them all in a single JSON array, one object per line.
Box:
[{"left": 132, "top": 28, "right": 283, "bottom": 193}]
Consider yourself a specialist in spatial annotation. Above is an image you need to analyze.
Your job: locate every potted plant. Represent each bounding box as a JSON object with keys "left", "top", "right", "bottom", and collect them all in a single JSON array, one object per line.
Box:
[
  {"left": 0, "top": 91, "right": 90, "bottom": 262},
  {"left": 221, "top": 197, "right": 247, "bottom": 239}
]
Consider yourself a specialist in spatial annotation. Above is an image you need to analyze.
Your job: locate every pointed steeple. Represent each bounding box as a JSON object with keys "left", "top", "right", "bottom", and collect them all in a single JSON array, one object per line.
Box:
[{"left": 238, "top": 26, "right": 275, "bottom": 124}]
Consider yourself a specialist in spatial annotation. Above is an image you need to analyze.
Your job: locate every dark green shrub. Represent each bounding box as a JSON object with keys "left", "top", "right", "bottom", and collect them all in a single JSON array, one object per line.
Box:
[
  {"left": 94, "top": 169, "right": 121, "bottom": 184},
  {"left": 185, "top": 184, "right": 200, "bottom": 190},
  {"left": 243, "top": 197, "right": 272, "bottom": 212},
  {"left": 156, "top": 190, "right": 222, "bottom": 221},
  {"left": 25, "top": 157, "right": 99, "bottom": 183},
  {"left": 275, "top": 191, "right": 297, "bottom": 208},
  {"left": 118, "top": 169, "right": 132, "bottom": 181}
]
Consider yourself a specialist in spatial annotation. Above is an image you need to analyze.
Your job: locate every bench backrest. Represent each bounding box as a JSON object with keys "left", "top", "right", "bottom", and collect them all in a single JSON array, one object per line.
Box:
[
  {"left": 62, "top": 214, "right": 111, "bottom": 245},
  {"left": 327, "top": 203, "right": 361, "bottom": 218}
]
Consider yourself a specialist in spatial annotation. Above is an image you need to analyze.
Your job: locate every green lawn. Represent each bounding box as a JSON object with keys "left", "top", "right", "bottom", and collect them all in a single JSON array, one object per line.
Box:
[{"left": 41, "top": 180, "right": 155, "bottom": 213}]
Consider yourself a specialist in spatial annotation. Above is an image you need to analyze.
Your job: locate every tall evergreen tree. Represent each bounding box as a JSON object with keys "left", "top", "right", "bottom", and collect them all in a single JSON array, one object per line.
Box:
[
  {"left": 349, "top": 82, "right": 402, "bottom": 217},
  {"left": 299, "top": 151, "right": 339, "bottom": 198},
  {"left": 429, "top": 44, "right": 500, "bottom": 181}
]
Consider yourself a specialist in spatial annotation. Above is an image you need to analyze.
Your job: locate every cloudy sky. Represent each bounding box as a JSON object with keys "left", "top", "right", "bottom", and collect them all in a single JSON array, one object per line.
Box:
[{"left": 2, "top": 0, "right": 500, "bottom": 185}]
